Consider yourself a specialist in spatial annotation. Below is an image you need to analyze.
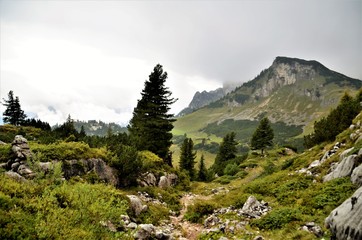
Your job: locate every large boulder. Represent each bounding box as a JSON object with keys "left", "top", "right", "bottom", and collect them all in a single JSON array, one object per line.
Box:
[
  {"left": 323, "top": 155, "right": 358, "bottom": 182},
  {"left": 62, "top": 158, "right": 118, "bottom": 185},
  {"left": 325, "top": 186, "right": 362, "bottom": 240},
  {"left": 351, "top": 164, "right": 362, "bottom": 187},
  {"left": 137, "top": 172, "right": 157, "bottom": 187},
  {"left": 127, "top": 195, "right": 148, "bottom": 216}
]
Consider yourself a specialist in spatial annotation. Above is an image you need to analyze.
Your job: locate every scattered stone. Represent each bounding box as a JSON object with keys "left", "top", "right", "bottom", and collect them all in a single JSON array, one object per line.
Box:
[
  {"left": 120, "top": 214, "right": 131, "bottom": 225},
  {"left": 325, "top": 186, "right": 362, "bottom": 240},
  {"left": 204, "top": 215, "right": 220, "bottom": 228},
  {"left": 99, "top": 220, "right": 117, "bottom": 232},
  {"left": 127, "top": 195, "right": 148, "bottom": 216},
  {"left": 134, "top": 224, "right": 155, "bottom": 240},
  {"left": 17, "top": 164, "right": 34, "bottom": 176},
  {"left": 300, "top": 222, "right": 323, "bottom": 237},
  {"left": 127, "top": 222, "right": 138, "bottom": 229}
]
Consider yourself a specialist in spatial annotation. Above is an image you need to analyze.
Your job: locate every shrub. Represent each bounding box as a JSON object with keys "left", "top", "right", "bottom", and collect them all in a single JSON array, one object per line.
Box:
[
  {"left": 31, "top": 142, "right": 108, "bottom": 162},
  {"left": 252, "top": 207, "right": 303, "bottom": 230},
  {"left": 185, "top": 200, "right": 218, "bottom": 223},
  {"left": 0, "top": 175, "right": 129, "bottom": 239},
  {"left": 305, "top": 177, "right": 356, "bottom": 213},
  {"left": 223, "top": 163, "right": 239, "bottom": 176},
  {"left": 0, "top": 145, "right": 12, "bottom": 163}
]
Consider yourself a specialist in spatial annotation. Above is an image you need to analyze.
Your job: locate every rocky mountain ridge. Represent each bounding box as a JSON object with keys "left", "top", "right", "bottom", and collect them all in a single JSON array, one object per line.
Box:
[{"left": 174, "top": 57, "right": 362, "bottom": 140}]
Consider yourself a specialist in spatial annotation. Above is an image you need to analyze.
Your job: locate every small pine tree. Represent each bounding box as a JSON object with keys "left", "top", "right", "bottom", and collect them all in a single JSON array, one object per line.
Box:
[
  {"left": 197, "top": 154, "right": 208, "bottom": 181},
  {"left": 79, "top": 125, "right": 86, "bottom": 139},
  {"left": 211, "top": 132, "right": 238, "bottom": 176},
  {"left": 2, "top": 90, "right": 27, "bottom": 125},
  {"left": 251, "top": 117, "right": 274, "bottom": 155},
  {"left": 128, "top": 64, "right": 176, "bottom": 164},
  {"left": 179, "top": 138, "right": 196, "bottom": 179}
]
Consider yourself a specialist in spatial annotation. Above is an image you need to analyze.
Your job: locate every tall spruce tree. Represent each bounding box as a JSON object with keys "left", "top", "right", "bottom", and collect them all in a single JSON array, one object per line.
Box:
[
  {"left": 251, "top": 117, "right": 274, "bottom": 154},
  {"left": 179, "top": 138, "right": 196, "bottom": 179},
  {"left": 128, "top": 64, "right": 176, "bottom": 164},
  {"left": 2, "top": 90, "right": 27, "bottom": 125},
  {"left": 197, "top": 154, "right": 208, "bottom": 181},
  {"left": 211, "top": 132, "right": 238, "bottom": 176}
]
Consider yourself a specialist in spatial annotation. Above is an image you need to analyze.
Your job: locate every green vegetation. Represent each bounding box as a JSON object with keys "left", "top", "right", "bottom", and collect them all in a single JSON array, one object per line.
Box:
[
  {"left": 31, "top": 141, "right": 108, "bottom": 161},
  {"left": 0, "top": 174, "right": 129, "bottom": 240},
  {"left": 202, "top": 119, "right": 302, "bottom": 148}
]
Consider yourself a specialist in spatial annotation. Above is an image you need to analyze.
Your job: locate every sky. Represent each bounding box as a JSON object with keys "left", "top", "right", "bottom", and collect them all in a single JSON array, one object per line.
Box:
[{"left": 0, "top": 0, "right": 361, "bottom": 126}]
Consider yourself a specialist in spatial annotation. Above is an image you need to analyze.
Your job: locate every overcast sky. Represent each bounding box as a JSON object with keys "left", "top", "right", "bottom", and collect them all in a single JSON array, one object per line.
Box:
[{"left": 1, "top": 0, "right": 361, "bottom": 126}]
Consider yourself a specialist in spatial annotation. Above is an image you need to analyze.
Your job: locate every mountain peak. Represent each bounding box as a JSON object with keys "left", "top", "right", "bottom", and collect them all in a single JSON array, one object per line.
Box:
[{"left": 273, "top": 56, "right": 329, "bottom": 72}]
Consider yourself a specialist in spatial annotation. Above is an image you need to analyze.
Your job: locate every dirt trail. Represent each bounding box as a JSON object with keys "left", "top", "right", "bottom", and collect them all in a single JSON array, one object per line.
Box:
[{"left": 170, "top": 194, "right": 211, "bottom": 240}]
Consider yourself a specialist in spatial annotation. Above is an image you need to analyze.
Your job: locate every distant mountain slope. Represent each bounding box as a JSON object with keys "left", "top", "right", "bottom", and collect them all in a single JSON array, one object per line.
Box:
[
  {"left": 174, "top": 57, "right": 362, "bottom": 147},
  {"left": 178, "top": 88, "right": 226, "bottom": 116},
  {"left": 73, "top": 120, "right": 127, "bottom": 136}
]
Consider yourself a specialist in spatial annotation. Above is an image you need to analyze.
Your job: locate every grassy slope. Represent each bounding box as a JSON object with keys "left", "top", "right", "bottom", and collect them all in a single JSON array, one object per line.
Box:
[{"left": 188, "top": 113, "right": 362, "bottom": 239}]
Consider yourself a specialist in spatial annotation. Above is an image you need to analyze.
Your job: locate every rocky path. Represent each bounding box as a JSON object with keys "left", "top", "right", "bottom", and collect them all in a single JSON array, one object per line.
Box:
[{"left": 170, "top": 193, "right": 210, "bottom": 240}]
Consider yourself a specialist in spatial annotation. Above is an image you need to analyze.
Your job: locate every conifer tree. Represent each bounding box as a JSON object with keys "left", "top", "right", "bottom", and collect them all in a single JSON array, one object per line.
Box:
[
  {"left": 2, "top": 90, "right": 27, "bottom": 125},
  {"left": 128, "top": 64, "right": 176, "bottom": 164},
  {"left": 179, "top": 138, "right": 196, "bottom": 179},
  {"left": 197, "top": 154, "right": 208, "bottom": 181},
  {"left": 211, "top": 132, "right": 238, "bottom": 176},
  {"left": 251, "top": 117, "right": 274, "bottom": 155}
]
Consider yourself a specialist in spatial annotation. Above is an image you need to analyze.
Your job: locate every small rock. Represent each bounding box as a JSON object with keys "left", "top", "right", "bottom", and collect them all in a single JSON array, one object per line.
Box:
[
  {"left": 127, "top": 222, "right": 138, "bottom": 229},
  {"left": 253, "top": 236, "right": 264, "bottom": 240},
  {"left": 134, "top": 224, "right": 155, "bottom": 240},
  {"left": 5, "top": 171, "right": 27, "bottom": 182},
  {"left": 11, "top": 162, "right": 20, "bottom": 171}
]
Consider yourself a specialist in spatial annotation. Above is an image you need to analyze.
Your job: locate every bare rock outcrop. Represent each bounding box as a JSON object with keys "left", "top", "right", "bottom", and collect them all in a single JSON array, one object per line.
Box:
[
  {"left": 323, "top": 154, "right": 358, "bottom": 182},
  {"left": 325, "top": 186, "right": 362, "bottom": 240},
  {"left": 351, "top": 164, "right": 362, "bottom": 187},
  {"left": 62, "top": 158, "right": 118, "bottom": 185}
]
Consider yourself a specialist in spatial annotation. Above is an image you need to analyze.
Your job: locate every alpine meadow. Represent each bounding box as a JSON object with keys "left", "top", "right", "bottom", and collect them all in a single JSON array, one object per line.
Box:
[{"left": 1, "top": 1, "right": 362, "bottom": 240}]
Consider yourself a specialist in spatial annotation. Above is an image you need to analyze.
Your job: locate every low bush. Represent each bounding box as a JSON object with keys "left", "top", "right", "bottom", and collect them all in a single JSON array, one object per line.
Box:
[
  {"left": 252, "top": 207, "right": 304, "bottom": 230},
  {"left": 223, "top": 163, "right": 239, "bottom": 176},
  {"left": 0, "top": 144, "right": 12, "bottom": 163},
  {"left": 0, "top": 175, "right": 129, "bottom": 239},
  {"left": 31, "top": 142, "right": 108, "bottom": 162},
  {"left": 185, "top": 200, "right": 218, "bottom": 223}
]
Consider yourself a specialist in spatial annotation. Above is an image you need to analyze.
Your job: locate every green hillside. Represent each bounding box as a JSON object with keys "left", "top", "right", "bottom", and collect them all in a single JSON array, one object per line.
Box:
[{"left": 173, "top": 57, "right": 362, "bottom": 152}]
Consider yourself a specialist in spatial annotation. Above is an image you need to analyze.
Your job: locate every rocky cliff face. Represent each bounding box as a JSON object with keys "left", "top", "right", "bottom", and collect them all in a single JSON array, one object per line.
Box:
[{"left": 178, "top": 88, "right": 226, "bottom": 116}]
